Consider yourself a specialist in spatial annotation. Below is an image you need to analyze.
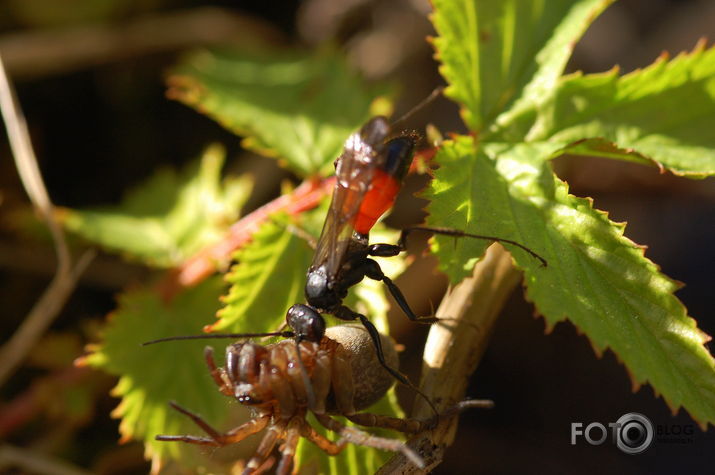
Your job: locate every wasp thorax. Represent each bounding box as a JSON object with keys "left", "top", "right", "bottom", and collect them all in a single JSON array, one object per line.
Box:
[{"left": 325, "top": 324, "right": 398, "bottom": 411}]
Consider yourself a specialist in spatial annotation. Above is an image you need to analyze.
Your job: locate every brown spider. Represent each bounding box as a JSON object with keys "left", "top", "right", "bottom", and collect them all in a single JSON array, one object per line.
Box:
[{"left": 157, "top": 325, "right": 448, "bottom": 474}]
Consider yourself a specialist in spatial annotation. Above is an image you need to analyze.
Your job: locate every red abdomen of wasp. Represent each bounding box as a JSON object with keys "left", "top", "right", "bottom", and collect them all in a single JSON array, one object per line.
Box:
[
  {"left": 352, "top": 135, "right": 416, "bottom": 235},
  {"left": 352, "top": 170, "right": 401, "bottom": 235}
]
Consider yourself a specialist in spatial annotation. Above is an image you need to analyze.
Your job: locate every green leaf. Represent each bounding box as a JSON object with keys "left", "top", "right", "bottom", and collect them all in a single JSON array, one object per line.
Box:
[
  {"left": 212, "top": 216, "right": 314, "bottom": 333},
  {"left": 431, "top": 0, "right": 612, "bottom": 132},
  {"left": 83, "top": 277, "right": 234, "bottom": 466},
  {"left": 61, "top": 145, "right": 252, "bottom": 267},
  {"left": 425, "top": 136, "right": 715, "bottom": 428},
  {"left": 168, "top": 49, "right": 388, "bottom": 176},
  {"left": 525, "top": 42, "right": 715, "bottom": 177}
]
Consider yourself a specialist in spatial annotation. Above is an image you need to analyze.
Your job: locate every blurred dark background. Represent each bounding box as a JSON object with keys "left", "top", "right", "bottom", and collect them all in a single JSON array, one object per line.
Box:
[{"left": 0, "top": 0, "right": 713, "bottom": 474}]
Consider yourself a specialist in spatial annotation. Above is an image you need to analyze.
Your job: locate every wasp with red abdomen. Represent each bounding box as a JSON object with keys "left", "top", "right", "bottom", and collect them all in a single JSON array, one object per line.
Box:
[{"left": 285, "top": 112, "right": 546, "bottom": 397}]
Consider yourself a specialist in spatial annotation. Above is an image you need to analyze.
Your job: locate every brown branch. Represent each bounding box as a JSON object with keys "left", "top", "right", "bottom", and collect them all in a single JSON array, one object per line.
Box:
[
  {"left": 155, "top": 145, "right": 437, "bottom": 299},
  {"left": 0, "top": 54, "right": 94, "bottom": 386},
  {"left": 378, "top": 243, "right": 521, "bottom": 474},
  {"left": 157, "top": 177, "right": 335, "bottom": 299}
]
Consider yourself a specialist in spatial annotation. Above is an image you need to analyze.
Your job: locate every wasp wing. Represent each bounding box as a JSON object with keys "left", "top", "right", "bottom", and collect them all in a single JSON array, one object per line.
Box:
[{"left": 309, "top": 117, "right": 390, "bottom": 277}]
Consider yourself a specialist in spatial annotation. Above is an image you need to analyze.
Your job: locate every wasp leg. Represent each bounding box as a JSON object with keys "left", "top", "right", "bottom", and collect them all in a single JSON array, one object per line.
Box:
[
  {"left": 332, "top": 306, "right": 437, "bottom": 415},
  {"left": 332, "top": 305, "right": 402, "bottom": 384},
  {"left": 361, "top": 258, "right": 437, "bottom": 324},
  {"left": 367, "top": 242, "right": 402, "bottom": 257}
]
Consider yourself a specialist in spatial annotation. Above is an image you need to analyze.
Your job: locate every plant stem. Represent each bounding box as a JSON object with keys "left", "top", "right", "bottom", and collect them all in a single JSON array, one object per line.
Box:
[
  {"left": 157, "top": 177, "right": 334, "bottom": 299},
  {"left": 379, "top": 243, "right": 521, "bottom": 474},
  {"left": 0, "top": 54, "right": 94, "bottom": 386}
]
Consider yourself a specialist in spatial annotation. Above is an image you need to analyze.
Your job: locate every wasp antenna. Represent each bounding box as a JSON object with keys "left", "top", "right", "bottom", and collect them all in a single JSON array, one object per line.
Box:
[
  {"left": 293, "top": 338, "right": 317, "bottom": 410},
  {"left": 405, "top": 226, "right": 548, "bottom": 267},
  {"left": 390, "top": 86, "right": 444, "bottom": 129},
  {"left": 142, "top": 331, "right": 295, "bottom": 346}
]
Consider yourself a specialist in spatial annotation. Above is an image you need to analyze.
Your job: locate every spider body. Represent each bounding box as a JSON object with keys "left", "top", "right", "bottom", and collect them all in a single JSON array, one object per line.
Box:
[{"left": 158, "top": 325, "right": 428, "bottom": 474}]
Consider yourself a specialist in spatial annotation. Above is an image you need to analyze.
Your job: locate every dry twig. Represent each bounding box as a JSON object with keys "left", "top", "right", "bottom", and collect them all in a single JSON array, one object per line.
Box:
[
  {"left": 0, "top": 54, "right": 93, "bottom": 386},
  {"left": 379, "top": 243, "right": 521, "bottom": 474}
]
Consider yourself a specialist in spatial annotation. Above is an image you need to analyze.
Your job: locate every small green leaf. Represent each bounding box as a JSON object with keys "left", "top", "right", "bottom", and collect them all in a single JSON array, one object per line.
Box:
[
  {"left": 431, "top": 0, "right": 612, "bottom": 132},
  {"left": 213, "top": 216, "right": 314, "bottom": 333},
  {"left": 425, "top": 137, "right": 715, "bottom": 428},
  {"left": 61, "top": 145, "right": 252, "bottom": 267},
  {"left": 84, "top": 277, "right": 233, "bottom": 466},
  {"left": 168, "top": 49, "right": 388, "bottom": 176},
  {"left": 526, "top": 43, "right": 715, "bottom": 177}
]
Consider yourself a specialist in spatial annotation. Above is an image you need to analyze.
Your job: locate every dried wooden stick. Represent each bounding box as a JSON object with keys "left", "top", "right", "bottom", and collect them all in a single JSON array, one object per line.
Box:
[
  {"left": 0, "top": 54, "right": 93, "bottom": 386},
  {"left": 378, "top": 243, "right": 522, "bottom": 474}
]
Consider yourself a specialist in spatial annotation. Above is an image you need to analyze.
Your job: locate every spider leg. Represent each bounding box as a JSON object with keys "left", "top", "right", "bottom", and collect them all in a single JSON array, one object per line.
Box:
[
  {"left": 345, "top": 412, "right": 424, "bottom": 434},
  {"left": 299, "top": 420, "right": 347, "bottom": 455},
  {"left": 243, "top": 419, "right": 286, "bottom": 475},
  {"left": 157, "top": 401, "right": 268, "bottom": 446},
  {"left": 347, "top": 398, "right": 495, "bottom": 434},
  {"left": 423, "top": 398, "right": 496, "bottom": 428},
  {"left": 154, "top": 434, "right": 222, "bottom": 446},
  {"left": 204, "top": 346, "right": 233, "bottom": 396},
  {"left": 314, "top": 413, "right": 425, "bottom": 469},
  {"left": 276, "top": 419, "right": 302, "bottom": 475},
  {"left": 251, "top": 456, "right": 275, "bottom": 475}
]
